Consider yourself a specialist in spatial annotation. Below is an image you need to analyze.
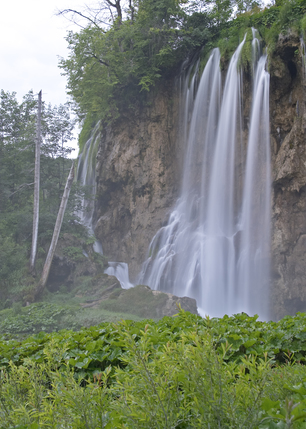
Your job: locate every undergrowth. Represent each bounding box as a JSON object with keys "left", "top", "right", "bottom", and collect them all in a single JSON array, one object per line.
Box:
[{"left": 1, "top": 311, "right": 306, "bottom": 427}]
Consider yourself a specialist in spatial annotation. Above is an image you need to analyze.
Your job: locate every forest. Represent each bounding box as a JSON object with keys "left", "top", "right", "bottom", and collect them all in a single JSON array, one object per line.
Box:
[
  {"left": 2, "top": 0, "right": 306, "bottom": 303},
  {"left": 1, "top": 0, "right": 306, "bottom": 426}
]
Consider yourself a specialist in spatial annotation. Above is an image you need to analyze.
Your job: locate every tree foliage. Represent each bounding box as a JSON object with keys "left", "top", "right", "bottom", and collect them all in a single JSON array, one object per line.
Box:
[
  {"left": 59, "top": 0, "right": 213, "bottom": 134},
  {"left": 0, "top": 90, "right": 81, "bottom": 300},
  {"left": 1, "top": 310, "right": 306, "bottom": 427},
  {"left": 59, "top": 0, "right": 306, "bottom": 146}
]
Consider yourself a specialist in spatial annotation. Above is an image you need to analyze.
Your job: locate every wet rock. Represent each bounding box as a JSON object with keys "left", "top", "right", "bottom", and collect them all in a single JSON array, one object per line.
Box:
[
  {"left": 90, "top": 31, "right": 306, "bottom": 319},
  {"left": 79, "top": 281, "right": 199, "bottom": 319},
  {"left": 270, "top": 32, "right": 306, "bottom": 319},
  {"left": 93, "top": 82, "right": 181, "bottom": 280},
  {"left": 47, "top": 232, "right": 106, "bottom": 292}
]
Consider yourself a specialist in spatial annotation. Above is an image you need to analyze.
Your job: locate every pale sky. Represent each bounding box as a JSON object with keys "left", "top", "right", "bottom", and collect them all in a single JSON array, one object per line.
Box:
[
  {"left": 0, "top": 0, "right": 85, "bottom": 153},
  {"left": 1, "top": 0, "right": 272, "bottom": 154},
  {"left": 0, "top": 0, "right": 82, "bottom": 105}
]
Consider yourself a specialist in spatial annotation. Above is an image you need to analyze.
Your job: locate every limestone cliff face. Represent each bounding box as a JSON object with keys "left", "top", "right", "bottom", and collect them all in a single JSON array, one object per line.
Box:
[
  {"left": 269, "top": 32, "right": 306, "bottom": 318},
  {"left": 93, "top": 34, "right": 306, "bottom": 318},
  {"left": 94, "top": 82, "right": 181, "bottom": 280}
]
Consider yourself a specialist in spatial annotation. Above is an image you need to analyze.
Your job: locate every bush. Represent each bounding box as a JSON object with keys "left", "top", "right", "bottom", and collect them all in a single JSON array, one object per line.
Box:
[{"left": 1, "top": 312, "right": 306, "bottom": 427}]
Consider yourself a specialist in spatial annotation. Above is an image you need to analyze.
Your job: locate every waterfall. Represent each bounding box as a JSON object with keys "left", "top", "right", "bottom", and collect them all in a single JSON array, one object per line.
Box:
[
  {"left": 104, "top": 262, "right": 134, "bottom": 289},
  {"left": 138, "top": 33, "right": 271, "bottom": 319},
  {"left": 76, "top": 123, "right": 134, "bottom": 286},
  {"left": 75, "top": 34, "right": 271, "bottom": 318},
  {"left": 301, "top": 36, "right": 306, "bottom": 79},
  {"left": 76, "top": 122, "right": 103, "bottom": 254},
  {"left": 236, "top": 52, "right": 271, "bottom": 319}
]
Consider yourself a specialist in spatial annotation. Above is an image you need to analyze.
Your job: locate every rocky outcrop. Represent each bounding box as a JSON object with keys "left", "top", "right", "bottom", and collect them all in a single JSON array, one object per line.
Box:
[
  {"left": 92, "top": 32, "right": 306, "bottom": 319},
  {"left": 269, "top": 32, "right": 306, "bottom": 318},
  {"left": 79, "top": 280, "right": 199, "bottom": 319},
  {"left": 47, "top": 232, "right": 106, "bottom": 292},
  {"left": 94, "top": 81, "right": 181, "bottom": 280}
]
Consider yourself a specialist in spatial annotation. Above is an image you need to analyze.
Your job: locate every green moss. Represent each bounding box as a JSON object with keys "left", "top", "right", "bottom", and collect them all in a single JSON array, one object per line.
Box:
[
  {"left": 78, "top": 112, "right": 99, "bottom": 152},
  {"left": 0, "top": 296, "right": 144, "bottom": 339},
  {"left": 0, "top": 302, "right": 80, "bottom": 336},
  {"left": 239, "top": 28, "right": 254, "bottom": 73},
  {"left": 63, "top": 246, "right": 86, "bottom": 262},
  {"left": 301, "top": 14, "right": 306, "bottom": 36},
  {"left": 199, "top": 48, "right": 214, "bottom": 76},
  {"left": 99, "top": 285, "right": 169, "bottom": 319}
]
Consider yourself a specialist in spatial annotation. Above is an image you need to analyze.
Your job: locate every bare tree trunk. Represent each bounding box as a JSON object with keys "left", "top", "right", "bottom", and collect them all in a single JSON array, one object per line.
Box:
[
  {"left": 29, "top": 90, "right": 42, "bottom": 273},
  {"left": 129, "top": 0, "right": 134, "bottom": 22},
  {"left": 35, "top": 161, "right": 75, "bottom": 297}
]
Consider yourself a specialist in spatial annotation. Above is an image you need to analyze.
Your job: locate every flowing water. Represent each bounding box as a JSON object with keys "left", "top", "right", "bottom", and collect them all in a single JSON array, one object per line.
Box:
[
  {"left": 138, "top": 33, "right": 271, "bottom": 319},
  {"left": 76, "top": 33, "right": 271, "bottom": 319},
  {"left": 76, "top": 122, "right": 103, "bottom": 254},
  {"left": 104, "top": 262, "right": 134, "bottom": 289},
  {"left": 301, "top": 37, "right": 306, "bottom": 78}
]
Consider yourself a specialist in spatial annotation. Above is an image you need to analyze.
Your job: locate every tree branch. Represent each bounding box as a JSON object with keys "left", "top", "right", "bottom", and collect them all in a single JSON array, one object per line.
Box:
[
  {"left": 9, "top": 182, "right": 34, "bottom": 197},
  {"left": 91, "top": 53, "right": 110, "bottom": 67},
  {"left": 56, "top": 9, "right": 105, "bottom": 31},
  {"left": 105, "top": 0, "right": 122, "bottom": 22},
  {"left": 129, "top": 0, "right": 135, "bottom": 22}
]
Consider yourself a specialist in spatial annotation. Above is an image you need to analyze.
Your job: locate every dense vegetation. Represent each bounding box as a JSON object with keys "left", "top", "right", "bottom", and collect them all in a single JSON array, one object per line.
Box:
[
  {"left": 1, "top": 4, "right": 306, "bottom": 427},
  {"left": 2, "top": 0, "right": 306, "bottom": 307},
  {"left": 1, "top": 310, "right": 306, "bottom": 427},
  {"left": 59, "top": 0, "right": 306, "bottom": 149},
  {"left": 0, "top": 90, "right": 93, "bottom": 305}
]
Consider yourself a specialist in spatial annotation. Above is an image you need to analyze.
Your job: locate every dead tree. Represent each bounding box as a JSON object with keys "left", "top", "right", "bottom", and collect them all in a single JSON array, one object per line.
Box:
[
  {"left": 29, "top": 90, "right": 42, "bottom": 273},
  {"left": 35, "top": 161, "right": 75, "bottom": 297}
]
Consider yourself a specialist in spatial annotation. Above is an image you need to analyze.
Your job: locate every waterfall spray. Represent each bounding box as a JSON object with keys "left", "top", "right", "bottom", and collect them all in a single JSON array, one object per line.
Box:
[
  {"left": 76, "top": 122, "right": 103, "bottom": 254},
  {"left": 76, "top": 34, "right": 271, "bottom": 319},
  {"left": 138, "top": 33, "right": 271, "bottom": 319},
  {"left": 76, "top": 122, "right": 135, "bottom": 286}
]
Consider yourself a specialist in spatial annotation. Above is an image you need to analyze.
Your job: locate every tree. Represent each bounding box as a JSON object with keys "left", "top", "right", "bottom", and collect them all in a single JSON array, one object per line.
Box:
[
  {"left": 0, "top": 90, "right": 79, "bottom": 297},
  {"left": 57, "top": 0, "right": 136, "bottom": 29},
  {"left": 36, "top": 162, "right": 75, "bottom": 297},
  {"left": 58, "top": 0, "right": 190, "bottom": 126},
  {"left": 29, "top": 90, "right": 42, "bottom": 272}
]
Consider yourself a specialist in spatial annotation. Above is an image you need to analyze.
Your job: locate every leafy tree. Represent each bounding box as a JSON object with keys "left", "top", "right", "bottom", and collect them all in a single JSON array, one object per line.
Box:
[
  {"left": 58, "top": 0, "right": 195, "bottom": 130},
  {"left": 60, "top": 0, "right": 275, "bottom": 137},
  {"left": 0, "top": 90, "right": 81, "bottom": 299}
]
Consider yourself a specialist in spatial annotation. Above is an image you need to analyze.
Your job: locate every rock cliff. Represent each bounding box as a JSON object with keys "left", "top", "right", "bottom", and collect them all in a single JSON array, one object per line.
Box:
[
  {"left": 92, "top": 33, "right": 306, "bottom": 319},
  {"left": 270, "top": 32, "right": 306, "bottom": 318},
  {"left": 94, "top": 82, "right": 181, "bottom": 280}
]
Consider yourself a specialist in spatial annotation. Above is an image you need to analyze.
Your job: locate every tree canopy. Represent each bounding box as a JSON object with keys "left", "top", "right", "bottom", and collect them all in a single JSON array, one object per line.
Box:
[
  {"left": 58, "top": 0, "right": 306, "bottom": 151},
  {"left": 59, "top": 0, "right": 216, "bottom": 145},
  {"left": 0, "top": 90, "right": 83, "bottom": 301}
]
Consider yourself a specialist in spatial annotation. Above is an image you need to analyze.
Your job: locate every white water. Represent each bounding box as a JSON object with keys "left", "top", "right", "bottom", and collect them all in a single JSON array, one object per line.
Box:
[
  {"left": 138, "top": 33, "right": 271, "bottom": 319},
  {"left": 76, "top": 122, "right": 103, "bottom": 254},
  {"left": 76, "top": 34, "right": 271, "bottom": 318},
  {"left": 105, "top": 262, "right": 134, "bottom": 289}
]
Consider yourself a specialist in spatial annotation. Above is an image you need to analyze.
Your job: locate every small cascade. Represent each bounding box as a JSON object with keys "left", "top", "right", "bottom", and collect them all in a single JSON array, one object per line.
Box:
[
  {"left": 105, "top": 262, "right": 134, "bottom": 289},
  {"left": 76, "top": 125, "right": 134, "bottom": 287},
  {"left": 252, "top": 28, "right": 260, "bottom": 75},
  {"left": 76, "top": 122, "right": 103, "bottom": 254},
  {"left": 138, "top": 33, "right": 271, "bottom": 319}
]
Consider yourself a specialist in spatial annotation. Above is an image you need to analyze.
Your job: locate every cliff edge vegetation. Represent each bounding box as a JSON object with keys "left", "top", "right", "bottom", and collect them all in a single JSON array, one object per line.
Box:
[{"left": 59, "top": 0, "right": 306, "bottom": 150}]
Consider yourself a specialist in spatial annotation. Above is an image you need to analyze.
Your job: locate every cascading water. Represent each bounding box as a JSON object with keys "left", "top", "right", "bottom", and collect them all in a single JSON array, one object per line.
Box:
[
  {"left": 138, "top": 32, "right": 271, "bottom": 319},
  {"left": 76, "top": 122, "right": 103, "bottom": 254},
  {"left": 104, "top": 262, "right": 133, "bottom": 289},
  {"left": 236, "top": 52, "right": 271, "bottom": 319},
  {"left": 301, "top": 36, "right": 306, "bottom": 78},
  {"left": 76, "top": 124, "right": 133, "bottom": 287}
]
